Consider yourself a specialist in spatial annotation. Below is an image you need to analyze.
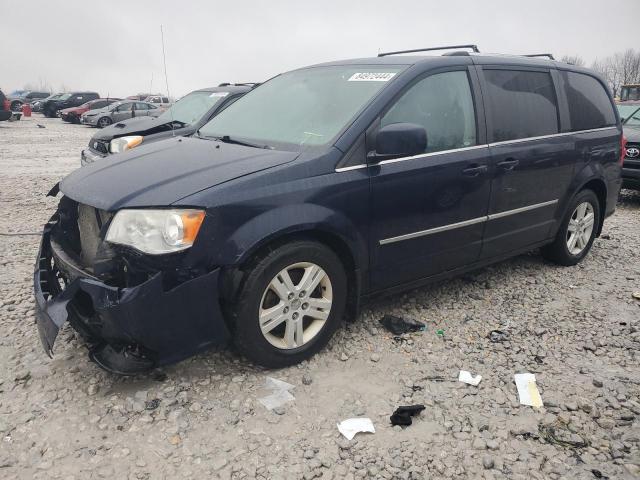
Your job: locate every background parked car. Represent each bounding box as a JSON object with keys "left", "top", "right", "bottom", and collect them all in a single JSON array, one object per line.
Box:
[
  {"left": 8, "top": 91, "right": 51, "bottom": 112},
  {"left": 126, "top": 93, "right": 160, "bottom": 101},
  {"left": 81, "top": 84, "right": 252, "bottom": 164},
  {"left": 0, "top": 89, "right": 12, "bottom": 122},
  {"left": 41, "top": 91, "right": 100, "bottom": 118},
  {"left": 60, "top": 98, "right": 120, "bottom": 123},
  {"left": 143, "top": 95, "right": 172, "bottom": 110},
  {"left": 617, "top": 101, "right": 640, "bottom": 190},
  {"left": 31, "top": 93, "right": 63, "bottom": 112},
  {"left": 81, "top": 100, "right": 158, "bottom": 128}
]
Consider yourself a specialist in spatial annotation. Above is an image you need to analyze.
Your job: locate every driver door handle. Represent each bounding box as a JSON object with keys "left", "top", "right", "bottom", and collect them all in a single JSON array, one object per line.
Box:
[
  {"left": 497, "top": 159, "right": 519, "bottom": 171},
  {"left": 462, "top": 164, "right": 488, "bottom": 177}
]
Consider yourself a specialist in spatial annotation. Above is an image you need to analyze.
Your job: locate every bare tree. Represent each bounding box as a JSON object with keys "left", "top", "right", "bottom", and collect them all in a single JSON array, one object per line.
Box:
[
  {"left": 592, "top": 49, "right": 640, "bottom": 97},
  {"left": 560, "top": 55, "right": 585, "bottom": 67}
]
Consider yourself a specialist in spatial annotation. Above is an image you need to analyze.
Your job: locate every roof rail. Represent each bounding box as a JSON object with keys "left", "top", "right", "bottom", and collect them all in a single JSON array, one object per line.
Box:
[
  {"left": 523, "top": 53, "right": 555, "bottom": 60},
  {"left": 378, "top": 44, "right": 480, "bottom": 57}
]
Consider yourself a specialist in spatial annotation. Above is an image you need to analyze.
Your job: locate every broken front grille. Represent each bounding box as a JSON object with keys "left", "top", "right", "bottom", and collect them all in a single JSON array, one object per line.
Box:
[{"left": 54, "top": 197, "right": 113, "bottom": 273}]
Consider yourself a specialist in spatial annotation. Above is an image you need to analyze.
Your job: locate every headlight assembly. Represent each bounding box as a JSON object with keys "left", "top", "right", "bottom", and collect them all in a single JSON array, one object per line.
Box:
[
  {"left": 105, "top": 209, "right": 206, "bottom": 254},
  {"left": 110, "top": 135, "right": 144, "bottom": 153}
]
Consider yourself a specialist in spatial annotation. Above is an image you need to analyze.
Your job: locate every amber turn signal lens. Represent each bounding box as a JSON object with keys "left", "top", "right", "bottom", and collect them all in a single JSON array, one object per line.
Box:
[{"left": 180, "top": 211, "right": 206, "bottom": 244}]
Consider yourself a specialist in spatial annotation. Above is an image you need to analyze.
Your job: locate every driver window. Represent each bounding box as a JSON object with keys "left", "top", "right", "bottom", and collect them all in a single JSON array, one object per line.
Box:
[{"left": 381, "top": 71, "right": 477, "bottom": 153}]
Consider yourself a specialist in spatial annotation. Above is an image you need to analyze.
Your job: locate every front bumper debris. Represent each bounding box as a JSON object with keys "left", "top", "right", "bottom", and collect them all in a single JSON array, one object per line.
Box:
[{"left": 34, "top": 216, "right": 231, "bottom": 374}]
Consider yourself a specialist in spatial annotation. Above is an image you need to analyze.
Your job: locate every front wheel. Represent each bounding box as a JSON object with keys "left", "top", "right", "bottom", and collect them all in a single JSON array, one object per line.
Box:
[
  {"left": 541, "top": 189, "right": 600, "bottom": 266},
  {"left": 230, "top": 240, "right": 347, "bottom": 368},
  {"left": 97, "top": 117, "right": 112, "bottom": 128},
  {"left": 10, "top": 101, "right": 22, "bottom": 112}
]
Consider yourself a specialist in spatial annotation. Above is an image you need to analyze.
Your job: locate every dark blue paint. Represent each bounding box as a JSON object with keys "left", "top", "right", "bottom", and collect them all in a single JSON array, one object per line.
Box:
[{"left": 36, "top": 53, "right": 623, "bottom": 371}]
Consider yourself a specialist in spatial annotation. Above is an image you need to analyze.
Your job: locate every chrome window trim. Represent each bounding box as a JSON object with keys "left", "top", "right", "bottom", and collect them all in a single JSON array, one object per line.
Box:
[
  {"left": 488, "top": 126, "right": 618, "bottom": 147},
  {"left": 378, "top": 144, "right": 488, "bottom": 166},
  {"left": 335, "top": 164, "right": 367, "bottom": 173},
  {"left": 379, "top": 199, "right": 559, "bottom": 245},
  {"left": 334, "top": 126, "right": 618, "bottom": 173}
]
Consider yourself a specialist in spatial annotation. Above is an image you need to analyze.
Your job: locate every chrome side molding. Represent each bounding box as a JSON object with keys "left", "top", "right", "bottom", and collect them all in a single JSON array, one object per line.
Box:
[{"left": 379, "top": 199, "right": 559, "bottom": 245}]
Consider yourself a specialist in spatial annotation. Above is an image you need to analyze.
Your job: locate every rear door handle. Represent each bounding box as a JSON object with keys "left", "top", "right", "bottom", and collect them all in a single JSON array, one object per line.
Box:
[
  {"left": 462, "top": 164, "right": 488, "bottom": 177},
  {"left": 497, "top": 159, "right": 519, "bottom": 171}
]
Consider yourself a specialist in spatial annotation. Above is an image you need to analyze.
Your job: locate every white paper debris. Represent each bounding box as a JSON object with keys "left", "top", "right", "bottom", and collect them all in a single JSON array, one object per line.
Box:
[
  {"left": 264, "top": 377, "right": 295, "bottom": 392},
  {"left": 337, "top": 418, "right": 375, "bottom": 440},
  {"left": 258, "top": 389, "right": 295, "bottom": 410},
  {"left": 258, "top": 377, "right": 296, "bottom": 411},
  {"left": 514, "top": 373, "right": 543, "bottom": 407},
  {"left": 458, "top": 370, "right": 482, "bottom": 386}
]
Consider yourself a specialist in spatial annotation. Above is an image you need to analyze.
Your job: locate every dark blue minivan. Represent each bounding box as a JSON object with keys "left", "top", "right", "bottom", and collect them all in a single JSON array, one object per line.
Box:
[{"left": 34, "top": 47, "right": 624, "bottom": 374}]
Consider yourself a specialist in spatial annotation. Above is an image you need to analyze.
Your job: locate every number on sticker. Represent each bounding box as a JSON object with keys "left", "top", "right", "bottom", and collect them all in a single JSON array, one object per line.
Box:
[{"left": 348, "top": 72, "right": 397, "bottom": 82}]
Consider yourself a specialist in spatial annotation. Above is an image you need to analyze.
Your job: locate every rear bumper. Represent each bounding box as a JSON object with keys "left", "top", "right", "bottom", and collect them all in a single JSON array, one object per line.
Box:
[{"left": 34, "top": 217, "right": 231, "bottom": 374}]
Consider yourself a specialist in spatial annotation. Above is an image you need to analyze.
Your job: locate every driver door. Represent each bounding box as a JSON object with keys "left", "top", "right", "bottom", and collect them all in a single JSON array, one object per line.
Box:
[{"left": 368, "top": 68, "right": 492, "bottom": 291}]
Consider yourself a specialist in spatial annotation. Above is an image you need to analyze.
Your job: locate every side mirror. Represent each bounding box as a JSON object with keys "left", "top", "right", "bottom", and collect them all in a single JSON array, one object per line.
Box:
[{"left": 368, "top": 123, "right": 427, "bottom": 162}]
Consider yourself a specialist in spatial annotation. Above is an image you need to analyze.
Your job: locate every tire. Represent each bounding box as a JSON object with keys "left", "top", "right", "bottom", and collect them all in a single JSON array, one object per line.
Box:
[
  {"left": 10, "top": 101, "right": 22, "bottom": 112},
  {"left": 541, "top": 189, "right": 600, "bottom": 266},
  {"left": 97, "top": 117, "right": 112, "bottom": 128},
  {"left": 230, "top": 240, "right": 347, "bottom": 368}
]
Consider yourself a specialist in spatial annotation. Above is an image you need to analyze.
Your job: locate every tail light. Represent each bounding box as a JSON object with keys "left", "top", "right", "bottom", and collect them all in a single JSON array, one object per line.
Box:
[
  {"left": 620, "top": 135, "right": 627, "bottom": 166},
  {"left": 2, "top": 99, "right": 9, "bottom": 111}
]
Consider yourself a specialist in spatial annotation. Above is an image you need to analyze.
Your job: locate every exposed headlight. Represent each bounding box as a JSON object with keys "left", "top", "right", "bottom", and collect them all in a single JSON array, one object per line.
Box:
[
  {"left": 110, "top": 135, "right": 144, "bottom": 153},
  {"left": 106, "top": 209, "right": 205, "bottom": 255}
]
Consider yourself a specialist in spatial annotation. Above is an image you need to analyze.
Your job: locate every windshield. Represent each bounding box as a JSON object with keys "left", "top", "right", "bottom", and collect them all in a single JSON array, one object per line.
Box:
[
  {"left": 157, "top": 90, "right": 225, "bottom": 125},
  {"left": 199, "top": 65, "right": 405, "bottom": 150},
  {"left": 58, "top": 93, "right": 72, "bottom": 101},
  {"left": 617, "top": 104, "right": 640, "bottom": 126}
]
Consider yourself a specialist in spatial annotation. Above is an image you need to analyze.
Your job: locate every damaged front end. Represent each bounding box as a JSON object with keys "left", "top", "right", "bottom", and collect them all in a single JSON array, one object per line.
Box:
[{"left": 33, "top": 196, "right": 230, "bottom": 375}]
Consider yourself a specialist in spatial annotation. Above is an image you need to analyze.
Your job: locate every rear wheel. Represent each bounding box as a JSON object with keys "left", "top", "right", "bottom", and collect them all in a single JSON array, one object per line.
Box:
[
  {"left": 10, "top": 101, "right": 22, "bottom": 112},
  {"left": 230, "top": 240, "right": 347, "bottom": 367},
  {"left": 97, "top": 116, "right": 112, "bottom": 128},
  {"left": 541, "top": 189, "right": 600, "bottom": 266}
]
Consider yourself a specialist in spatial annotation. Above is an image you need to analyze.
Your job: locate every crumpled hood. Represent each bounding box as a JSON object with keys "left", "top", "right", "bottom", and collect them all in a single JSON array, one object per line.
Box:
[
  {"left": 93, "top": 116, "right": 169, "bottom": 141},
  {"left": 60, "top": 136, "right": 298, "bottom": 210}
]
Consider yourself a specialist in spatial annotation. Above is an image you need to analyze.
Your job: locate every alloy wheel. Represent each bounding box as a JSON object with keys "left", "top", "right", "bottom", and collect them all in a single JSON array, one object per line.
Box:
[
  {"left": 566, "top": 201, "right": 595, "bottom": 255},
  {"left": 258, "top": 262, "right": 333, "bottom": 349}
]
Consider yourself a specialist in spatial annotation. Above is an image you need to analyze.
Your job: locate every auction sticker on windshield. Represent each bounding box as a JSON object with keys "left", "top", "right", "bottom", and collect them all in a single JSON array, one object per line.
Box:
[
  {"left": 348, "top": 72, "right": 396, "bottom": 82},
  {"left": 210, "top": 92, "right": 230, "bottom": 97}
]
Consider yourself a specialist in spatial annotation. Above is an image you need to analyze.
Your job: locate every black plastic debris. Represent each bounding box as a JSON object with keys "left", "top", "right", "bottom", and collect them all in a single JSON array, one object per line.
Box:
[
  {"left": 379, "top": 315, "right": 425, "bottom": 335},
  {"left": 488, "top": 330, "right": 509, "bottom": 343},
  {"left": 390, "top": 404, "right": 425, "bottom": 426},
  {"left": 37, "top": 124, "right": 46, "bottom": 128},
  {"left": 145, "top": 398, "right": 160, "bottom": 410}
]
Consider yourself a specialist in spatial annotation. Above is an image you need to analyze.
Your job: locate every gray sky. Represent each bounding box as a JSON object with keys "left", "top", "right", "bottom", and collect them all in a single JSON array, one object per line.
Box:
[{"left": 2, "top": 0, "right": 638, "bottom": 98}]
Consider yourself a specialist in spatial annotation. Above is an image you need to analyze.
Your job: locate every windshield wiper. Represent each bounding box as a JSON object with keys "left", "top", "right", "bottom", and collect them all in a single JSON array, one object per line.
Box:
[{"left": 216, "top": 135, "right": 271, "bottom": 149}]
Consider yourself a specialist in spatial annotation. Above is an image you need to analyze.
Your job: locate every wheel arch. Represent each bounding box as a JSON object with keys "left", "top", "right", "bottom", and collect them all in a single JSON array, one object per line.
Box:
[
  {"left": 561, "top": 162, "right": 609, "bottom": 238},
  {"left": 217, "top": 205, "right": 366, "bottom": 321},
  {"left": 579, "top": 178, "right": 607, "bottom": 236}
]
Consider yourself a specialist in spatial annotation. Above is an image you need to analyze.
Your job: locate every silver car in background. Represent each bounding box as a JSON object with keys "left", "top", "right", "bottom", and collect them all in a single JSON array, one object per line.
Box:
[{"left": 81, "top": 100, "right": 159, "bottom": 128}]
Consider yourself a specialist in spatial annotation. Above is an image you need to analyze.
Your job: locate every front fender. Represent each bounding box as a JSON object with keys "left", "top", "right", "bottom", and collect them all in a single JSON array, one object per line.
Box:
[{"left": 218, "top": 203, "right": 368, "bottom": 271}]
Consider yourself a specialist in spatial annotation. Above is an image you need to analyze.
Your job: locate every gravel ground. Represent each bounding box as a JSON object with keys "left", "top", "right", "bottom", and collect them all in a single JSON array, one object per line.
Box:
[{"left": 1, "top": 116, "right": 640, "bottom": 479}]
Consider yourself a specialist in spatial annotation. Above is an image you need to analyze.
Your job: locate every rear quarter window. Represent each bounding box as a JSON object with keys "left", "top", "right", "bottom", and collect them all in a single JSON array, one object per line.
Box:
[
  {"left": 560, "top": 71, "right": 616, "bottom": 131},
  {"left": 483, "top": 69, "right": 559, "bottom": 142}
]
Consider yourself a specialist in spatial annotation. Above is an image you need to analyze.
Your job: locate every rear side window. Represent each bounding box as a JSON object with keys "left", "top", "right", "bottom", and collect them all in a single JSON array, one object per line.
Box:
[
  {"left": 381, "top": 70, "right": 477, "bottom": 153},
  {"left": 483, "top": 69, "right": 558, "bottom": 142},
  {"left": 560, "top": 72, "right": 616, "bottom": 131}
]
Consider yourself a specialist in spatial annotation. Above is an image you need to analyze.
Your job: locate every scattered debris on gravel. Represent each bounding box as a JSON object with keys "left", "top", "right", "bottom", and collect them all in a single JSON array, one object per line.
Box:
[{"left": 1, "top": 117, "right": 639, "bottom": 479}]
